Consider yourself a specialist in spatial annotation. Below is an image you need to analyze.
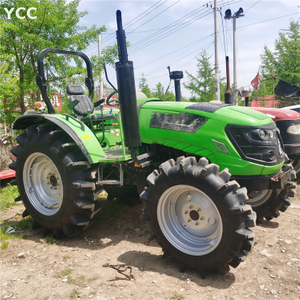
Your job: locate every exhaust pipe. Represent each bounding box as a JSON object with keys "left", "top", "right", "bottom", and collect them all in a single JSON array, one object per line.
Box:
[{"left": 115, "top": 10, "right": 141, "bottom": 154}]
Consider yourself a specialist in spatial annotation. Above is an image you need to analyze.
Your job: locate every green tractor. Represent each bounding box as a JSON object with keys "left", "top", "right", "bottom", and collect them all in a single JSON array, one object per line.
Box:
[{"left": 10, "top": 11, "right": 296, "bottom": 277}]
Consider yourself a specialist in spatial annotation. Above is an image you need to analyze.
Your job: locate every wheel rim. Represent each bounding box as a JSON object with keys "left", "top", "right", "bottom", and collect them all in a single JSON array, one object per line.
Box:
[
  {"left": 247, "top": 189, "right": 273, "bottom": 207},
  {"left": 157, "top": 185, "right": 223, "bottom": 256},
  {"left": 23, "top": 152, "right": 63, "bottom": 216}
]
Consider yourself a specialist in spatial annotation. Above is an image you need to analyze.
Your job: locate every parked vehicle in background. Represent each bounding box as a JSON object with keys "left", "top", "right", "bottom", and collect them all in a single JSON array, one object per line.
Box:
[
  {"left": 282, "top": 104, "right": 300, "bottom": 113},
  {"left": 250, "top": 107, "right": 300, "bottom": 178}
]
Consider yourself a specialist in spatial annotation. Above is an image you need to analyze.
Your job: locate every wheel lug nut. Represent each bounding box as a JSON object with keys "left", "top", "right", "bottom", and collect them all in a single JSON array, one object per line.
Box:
[
  {"left": 208, "top": 218, "right": 216, "bottom": 224},
  {"left": 189, "top": 205, "right": 193, "bottom": 209},
  {"left": 188, "top": 219, "right": 191, "bottom": 223},
  {"left": 200, "top": 216, "right": 204, "bottom": 221},
  {"left": 195, "top": 222, "right": 199, "bottom": 226},
  {"left": 197, "top": 208, "right": 201, "bottom": 212},
  {"left": 185, "top": 210, "right": 188, "bottom": 215}
]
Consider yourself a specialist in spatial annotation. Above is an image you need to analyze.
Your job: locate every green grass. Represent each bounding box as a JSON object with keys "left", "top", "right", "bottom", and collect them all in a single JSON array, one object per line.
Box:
[
  {"left": 88, "top": 276, "right": 98, "bottom": 282},
  {"left": 67, "top": 276, "right": 76, "bottom": 285},
  {"left": 0, "top": 224, "right": 22, "bottom": 249},
  {"left": 0, "top": 184, "right": 19, "bottom": 210},
  {"left": 1, "top": 240, "right": 8, "bottom": 249},
  {"left": 16, "top": 216, "right": 33, "bottom": 229},
  {"left": 59, "top": 269, "right": 72, "bottom": 277},
  {"left": 170, "top": 294, "right": 184, "bottom": 300},
  {"left": 45, "top": 235, "right": 56, "bottom": 245},
  {"left": 70, "top": 290, "right": 79, "bottom": 298}
]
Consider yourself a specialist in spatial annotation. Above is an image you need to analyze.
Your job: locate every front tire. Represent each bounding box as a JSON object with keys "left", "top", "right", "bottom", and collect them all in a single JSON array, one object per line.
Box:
[
  {"left": 140, "top": 157, "right": 256, "bottom": 277},
  {"left": 247, "top": 183, "right": 296, "bottom": 223},
  {"left": 10, "top": 124, "right": 101, "bottom": 237}
]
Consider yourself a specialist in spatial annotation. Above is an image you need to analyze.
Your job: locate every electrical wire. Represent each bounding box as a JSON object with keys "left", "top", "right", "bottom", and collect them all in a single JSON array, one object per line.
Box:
[
  {"left": 129, "top": 6, "right": 208, "bottom": 51},
  {"left": 135, "top": 33, "right": 213, "bottom": 70},
  {"left": 130, "top": 11, "right": 212, "bottom": 54},
  {"left": 127, "top": 0, "right": 180, "bottom": 34}
]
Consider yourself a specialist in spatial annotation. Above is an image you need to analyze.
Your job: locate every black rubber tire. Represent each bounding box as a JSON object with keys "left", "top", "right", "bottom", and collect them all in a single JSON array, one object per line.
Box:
[
  {"left": 247, "top": 183, "right": 296, "bottom": 223},
  {"left": 10, "top": 124, "right": 101, "bottom": 238},
  {"left": 140, "top": 156, "right": 256, "bottom": 277}
]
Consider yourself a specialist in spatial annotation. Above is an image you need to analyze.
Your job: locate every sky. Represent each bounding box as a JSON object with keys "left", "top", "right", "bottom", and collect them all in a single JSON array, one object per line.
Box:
[{"left": 76, "top": 0, "right": 300, "bottom": 98}]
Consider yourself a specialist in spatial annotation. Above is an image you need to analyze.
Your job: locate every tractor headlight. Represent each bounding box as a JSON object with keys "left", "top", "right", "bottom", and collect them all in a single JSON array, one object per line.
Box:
[
  {"left": 287, "top": 124, "right": 300, "bottom": 135},
  {"left": 245, "top": 128, "right": 276, "bottom": 145},
  {"left": 259, "top": 129, "right": 267, "bottom": 140},
  {"left": 226, "top": 123, "right": 284, "bottom": 166}
]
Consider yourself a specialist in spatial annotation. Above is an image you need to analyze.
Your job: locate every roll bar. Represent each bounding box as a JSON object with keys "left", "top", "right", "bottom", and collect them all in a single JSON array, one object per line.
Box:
[{"left": 36, "top": 48, "right": 94, "bottom": 114}]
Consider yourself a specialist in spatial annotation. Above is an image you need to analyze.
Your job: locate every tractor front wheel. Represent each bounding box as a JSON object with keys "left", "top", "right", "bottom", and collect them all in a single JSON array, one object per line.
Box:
[{"left": 140, "top": 157, "right": 256, "bottom": 277}]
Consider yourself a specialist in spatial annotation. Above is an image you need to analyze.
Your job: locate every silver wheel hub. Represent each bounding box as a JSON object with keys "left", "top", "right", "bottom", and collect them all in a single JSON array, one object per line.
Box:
[
  {"left": 157, "top": 185, "right": 223, "bottom": 256},
  {"left": 23, "top": 152, "right": 63, "bottom": 216}
]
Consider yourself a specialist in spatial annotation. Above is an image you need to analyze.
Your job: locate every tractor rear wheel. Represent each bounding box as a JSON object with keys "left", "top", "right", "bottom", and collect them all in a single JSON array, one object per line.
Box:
[
  {"left": 10, "top": 124, "right": 101, "bottom": 238},
  {"left": 140, "top": 157, "right": 256, "bottom": 277}
]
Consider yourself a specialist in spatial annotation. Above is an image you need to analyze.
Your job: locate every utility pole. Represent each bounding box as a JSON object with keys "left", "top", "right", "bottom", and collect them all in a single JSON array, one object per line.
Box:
[
  {"left": 98, "top": 33, "right": 103, "bottom": 100},
  {"left": 272, "top": 55, "right": 275, "bottom": 107},
  {"left": 214, "top": 0, "right": 220, "bottom": 101},
  {"left": 225, "top": 8, "right": 244, "bottom": 105},
  {"left": 233, "top": 15, "right": 237, "bottom": 105},
  {"left": 206, "top": 2, "right": 220, "bottom": 101}
]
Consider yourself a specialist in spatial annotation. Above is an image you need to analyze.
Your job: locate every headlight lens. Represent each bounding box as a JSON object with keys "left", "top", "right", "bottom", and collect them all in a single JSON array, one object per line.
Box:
[
  {"left": 287, "top": 124, "right": 300, "bottom": 135},
  {"left": 259, "top": 129, "right": 267, "bottom": 139}
]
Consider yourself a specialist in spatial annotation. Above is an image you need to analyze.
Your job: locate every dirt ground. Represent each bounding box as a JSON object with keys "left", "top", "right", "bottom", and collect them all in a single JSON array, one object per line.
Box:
[{"left": 0, "top": 188, "right": 300, "bottom": 300}]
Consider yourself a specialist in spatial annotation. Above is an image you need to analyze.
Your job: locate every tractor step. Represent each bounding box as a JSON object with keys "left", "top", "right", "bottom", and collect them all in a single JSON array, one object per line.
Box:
[{"left": 96, "top": 180, "right": 121, "bottom": 186}]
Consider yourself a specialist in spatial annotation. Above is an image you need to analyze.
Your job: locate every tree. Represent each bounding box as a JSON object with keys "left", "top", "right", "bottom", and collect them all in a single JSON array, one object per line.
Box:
[
  {"left": 0, "top": 0, "right": 106, "bottom": 115},
  {"left": 138, "top": 74, "right": 152, "bottom": 97},
  {"left": 184, "top": 50, "right": 215, "bottom": 102},
  {"left": 254, "top": 20, "right": 300, "bottom": 100},
  {"left": 164, "top": 91, "right": 176, "bottom": 101},
  {"left": 153, "top": 82, "right": 164, "bottom": 99}
]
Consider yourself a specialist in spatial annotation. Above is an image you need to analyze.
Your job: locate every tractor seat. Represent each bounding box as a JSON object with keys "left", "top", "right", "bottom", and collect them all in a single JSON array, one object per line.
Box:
[{"left": 66, "top": 84, "right": 94, "bottom": 117}]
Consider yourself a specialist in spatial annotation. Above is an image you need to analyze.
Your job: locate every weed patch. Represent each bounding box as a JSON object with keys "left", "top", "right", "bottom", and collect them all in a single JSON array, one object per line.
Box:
[{"left": 0, "top": 184, "right": 19, "bottom": 210}]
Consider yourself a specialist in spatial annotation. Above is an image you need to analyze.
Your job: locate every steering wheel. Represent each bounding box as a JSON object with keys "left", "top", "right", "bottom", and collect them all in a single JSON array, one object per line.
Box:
[{"left": 106, "top": 91, "right": 119, "bottom": 106}]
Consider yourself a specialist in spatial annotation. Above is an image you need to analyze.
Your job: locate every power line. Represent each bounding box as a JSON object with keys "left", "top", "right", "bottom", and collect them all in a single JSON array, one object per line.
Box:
[
  {"left": 127, "top": 0, "right": 180, "bottom": 34},
  {"left": 135, "top": 33, "right": 213, "bottom": 70},
  {"left": 125, "top": 0, "right": 167, "bottom": 29},
  {"left": 129, "top": 5, "right": 207, "bottom": 51},
  {"left": 101, "top": 1, "right": 169, "bottom": 45},
  {"left": 130, "top": 10, "right": 212, "bottom": 54}
]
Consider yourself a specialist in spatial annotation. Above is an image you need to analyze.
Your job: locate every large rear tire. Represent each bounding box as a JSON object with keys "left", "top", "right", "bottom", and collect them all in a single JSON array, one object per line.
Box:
[
  {"left": 140, "top": 157, "right": 256, "bottom": 277},
  {"left": 10, "top": 124, "right": 101, "bottom": 237}
]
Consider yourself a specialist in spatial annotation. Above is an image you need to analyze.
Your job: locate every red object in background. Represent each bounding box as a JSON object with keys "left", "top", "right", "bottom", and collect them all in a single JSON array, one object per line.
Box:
[
  {"left": 249, "top": 106, "right": 300, "bottom": 122},
  {"left": 251, "top": 96, "right": 280, "bottom": 108},
  {"left": 251, "top": 71, "right": 260, "bottom": 90},
  {"left": 0, "top": 170, "right": 16, "bottom": 180},
  {"left": 35, "top": 94, "right": 62, "bottom": 112},
  {"left": 4, "top": 93, "right": 62, "bottom": 112}
]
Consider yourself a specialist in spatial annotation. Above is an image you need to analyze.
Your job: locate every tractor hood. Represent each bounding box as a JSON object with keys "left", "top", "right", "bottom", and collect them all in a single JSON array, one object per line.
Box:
[{"left": 138, "top": 99, "right": 273, "bottom": 127}]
